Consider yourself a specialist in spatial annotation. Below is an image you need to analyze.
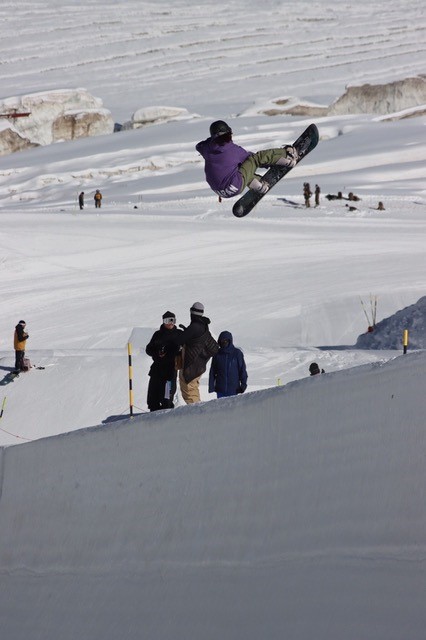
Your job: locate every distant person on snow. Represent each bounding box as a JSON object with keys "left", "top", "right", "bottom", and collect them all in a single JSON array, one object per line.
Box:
[
  {"left": 309, "top": 362, "right": 324, "bottom": 376},
  {"left": 94, "top": 190, "right": 102, "bottom": 208},
  {"left": 14, "top": 320, "right": 29, "bottom": 373},
  {"left": 196, "top": 120, "right": 298, "bottom": 198},
  {"left": 303, "top": 182, "right": 312, "bottom": 207},
  {"left": 145, "top": 311, "right": 183, "bottom": 412},
  {"left": 315, "top": 184, "right": 320, "bottom": 206},
  {"left": 78, "top": 191, "right": 84, "bottom": 210},
  {"left": 208, "top": 331, "right": 248, "bottom": 398}
]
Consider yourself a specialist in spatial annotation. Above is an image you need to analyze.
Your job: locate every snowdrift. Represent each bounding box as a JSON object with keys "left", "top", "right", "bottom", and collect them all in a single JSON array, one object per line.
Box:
[
  {"left": 356, "top": 296, "right": 426, "bottom": 349},
  {"left": 1, "top": 353, "right": 425, "bottom": 640}
]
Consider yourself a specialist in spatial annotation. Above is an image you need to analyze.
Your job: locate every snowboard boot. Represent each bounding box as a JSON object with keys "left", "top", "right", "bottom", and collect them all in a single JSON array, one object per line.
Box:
[
  {"left": 276, "top": 145, "right": 298, "bottom": 168},
  {"left": 248, "top": 176, "right": 270, "bottom": 194}
]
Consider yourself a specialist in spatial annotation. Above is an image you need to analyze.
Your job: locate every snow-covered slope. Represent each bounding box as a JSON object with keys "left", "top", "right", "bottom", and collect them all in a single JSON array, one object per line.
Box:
[
  {"left": 1, "top": 0, "right": 425, "bottom": 122},
  {"left": 1, "top": 352, "right": 425, "bottom": 640},
  {"left": 1, "top": 1, "right": 426, "bottom": 638}
]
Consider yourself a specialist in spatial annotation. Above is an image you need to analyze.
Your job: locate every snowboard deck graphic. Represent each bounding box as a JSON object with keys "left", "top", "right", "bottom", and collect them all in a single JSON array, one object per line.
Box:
[{"left": 232, "top": 123, "right": 319, "bottom": 218}]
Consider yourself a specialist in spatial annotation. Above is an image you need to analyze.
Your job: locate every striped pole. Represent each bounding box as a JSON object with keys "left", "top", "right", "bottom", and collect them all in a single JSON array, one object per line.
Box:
[
  {"left": 0, "top": 396, "right": 6, "bottom": 419},
  {"left": 403, "top": 329, "right": 409, "bottom": 355},
  {"left": 127, "top": 343, "right": 134, "bottom": 416}
]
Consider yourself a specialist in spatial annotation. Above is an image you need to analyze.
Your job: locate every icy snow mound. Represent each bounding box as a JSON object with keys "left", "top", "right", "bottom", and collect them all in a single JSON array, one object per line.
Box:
[
  {"left": 0, "top": 89, "right": 114, "bottom": 154},
  {"left": 328, "top": 76, "right": 426, "bottom": 116},
  {"left": 356, "top": 296, "right": 426, "bottom": 350},
  {"left": 124, "top": 105, "right": 193, "bottom": 129},
  {"left": 0, "top": 120, "right": 38, "bottom": 155},
  {"left": 239, "top": 77, "right": 426, "bottom": 119}
]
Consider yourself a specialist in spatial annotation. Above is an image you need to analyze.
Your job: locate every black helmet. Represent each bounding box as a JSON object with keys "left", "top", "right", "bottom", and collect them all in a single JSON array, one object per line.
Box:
[{"left": 209, "top": 120, "right": 232, "bottom": 139}]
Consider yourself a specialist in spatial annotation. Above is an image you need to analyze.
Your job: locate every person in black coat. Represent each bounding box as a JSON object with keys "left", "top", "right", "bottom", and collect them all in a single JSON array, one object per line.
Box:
[
  {"left": 145, "top": 311, "right": 182, "bottom": 411},
  {"left": 174, "top": 302, "right": 218, "bottom": 404},
  {"left": 209, "top": 331, "right": 247, "bottom": 398}
]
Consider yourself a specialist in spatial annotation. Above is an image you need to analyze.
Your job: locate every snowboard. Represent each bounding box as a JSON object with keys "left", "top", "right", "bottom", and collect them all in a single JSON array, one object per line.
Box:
[
  {"left": 0, "top": 371, "right": 20, "bottom": 387},
  {"left": 232, "top": 123, "right": 319, "bottom": 218}
]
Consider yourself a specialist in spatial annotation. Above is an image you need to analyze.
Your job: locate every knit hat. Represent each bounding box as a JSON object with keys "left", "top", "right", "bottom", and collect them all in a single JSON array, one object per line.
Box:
[
  {"left": 190, "top": 302, "right": 204, "bottom": 316},
  {"left": 18, "top": 320, "right": 26, "bottom": 325},
  {"left": 162, "top": 311, "right": 176, "bottom": 320}
]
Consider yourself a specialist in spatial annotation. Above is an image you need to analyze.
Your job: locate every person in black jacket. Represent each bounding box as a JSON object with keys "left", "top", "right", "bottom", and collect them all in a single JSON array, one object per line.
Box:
[
  {"left": 175, "top": 302, "right": 218, "bottom": 404},
  {"left": 145, "top": 311, "right": 182, "bottom": 412},
  {"left": 209, "top": 331, "right": 247, "bottom": 398}
]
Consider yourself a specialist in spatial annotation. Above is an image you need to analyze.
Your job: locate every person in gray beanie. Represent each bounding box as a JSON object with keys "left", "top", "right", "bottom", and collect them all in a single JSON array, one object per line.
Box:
[
  {"left": 190, "top": 302, "right": 204, "bottom": 316},
  {"left": 174, "top": 302, "right": 218, "bottom": 404}
]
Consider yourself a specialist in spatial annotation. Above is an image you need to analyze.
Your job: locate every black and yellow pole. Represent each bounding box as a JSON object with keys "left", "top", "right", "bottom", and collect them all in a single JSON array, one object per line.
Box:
[
  {"left": 403, "top": 329, "right": 409, "bottom": 355},
  {"left": 127, "top": 342, "right": 134, "bottom": 416}
]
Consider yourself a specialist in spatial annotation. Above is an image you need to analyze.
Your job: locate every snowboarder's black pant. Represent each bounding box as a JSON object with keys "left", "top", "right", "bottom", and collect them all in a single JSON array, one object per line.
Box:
[
  {"left": 15, "top": 350, "right": 25, "bottom": 371},
  {"left": 147, "top": 375, "right": 176, "bottom": 412}
]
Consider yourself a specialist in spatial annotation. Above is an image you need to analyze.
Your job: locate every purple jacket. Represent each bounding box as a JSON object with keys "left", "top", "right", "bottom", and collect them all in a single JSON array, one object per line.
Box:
[{"left": 196, "top": 137, "right": 251, "bottom": 198}]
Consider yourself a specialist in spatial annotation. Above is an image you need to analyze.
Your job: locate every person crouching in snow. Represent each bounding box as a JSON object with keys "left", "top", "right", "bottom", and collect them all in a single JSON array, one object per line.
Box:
[
  {"left": 309, "top": 362, "right": 324, "bottom": 376},
  {"left": 209, "top": 331, "right": 248, "bottom": 398},
  {"left": 196, "top": 120, "right": 298, "bottom": 198}
]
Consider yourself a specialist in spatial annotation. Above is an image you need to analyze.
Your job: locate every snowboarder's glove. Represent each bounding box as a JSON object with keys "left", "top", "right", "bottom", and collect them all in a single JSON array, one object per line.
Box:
[{"left": 238, "top": 384, "right": 247, "bottom": 394}]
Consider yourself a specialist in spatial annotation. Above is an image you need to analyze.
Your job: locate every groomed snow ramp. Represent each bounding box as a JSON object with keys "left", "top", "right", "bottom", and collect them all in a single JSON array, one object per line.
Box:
[{"left": 1, "top": 353, "right": 426, "bottom": 640}]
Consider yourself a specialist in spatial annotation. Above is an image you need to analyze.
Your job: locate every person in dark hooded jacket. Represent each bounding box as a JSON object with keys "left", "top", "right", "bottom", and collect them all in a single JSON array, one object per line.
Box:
[
  {"left": 208, "top": 331, "right": 248, "bottom": 398},
  {"left": 174, "top": 302, "right": 219, "bottom": 404},
  {"left": 145, "top": 311, "right": 183, "bottom": 411},
  {"left": 309, "top": 362, "right": 324, "bottom": 376}
]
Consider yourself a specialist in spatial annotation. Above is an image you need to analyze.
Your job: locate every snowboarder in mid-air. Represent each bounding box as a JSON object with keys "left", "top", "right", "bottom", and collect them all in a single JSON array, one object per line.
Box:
[{"left": 196, "top": 120, "right": 298, "bottom": 199}]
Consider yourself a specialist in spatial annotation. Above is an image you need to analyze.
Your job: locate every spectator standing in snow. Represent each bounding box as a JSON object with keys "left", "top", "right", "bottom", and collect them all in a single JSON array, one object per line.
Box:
[
  {"left": 94, "top": 190, "right": 102, "bottom": 208},
  {"left": 78, "top": 191, "right": 85, "bottom": 210},
  {"left": 208, "top": 331, "right": 248, "bottom": 398},
  {"left": 309, "top": 362, "right": 324, "bottom": 376},
  {"left": 303, "top": 182, "right": 312, "bottom": 207},
  {"left": 14, "top": 320, "right": 29, "bottom": 373},
  {"left": 174, "top": 302, "right": 219, "bottom": 404},
  {"left": 315, "top": 184, "right": 320, "bottom": 206},
  {"left": 196, "top": 120, "right": 297, "bottom": 198},
  {"left": 145, "top": 311, "right": 183, "bottom": 412}
]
